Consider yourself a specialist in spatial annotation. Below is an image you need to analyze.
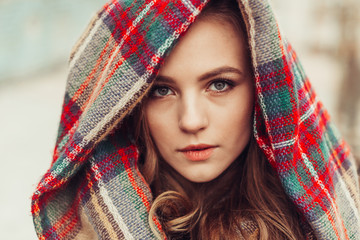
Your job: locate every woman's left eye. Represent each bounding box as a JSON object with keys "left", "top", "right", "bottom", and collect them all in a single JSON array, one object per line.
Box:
[{"left": 208, "top": 80, "right": 232, "bottom": 92}]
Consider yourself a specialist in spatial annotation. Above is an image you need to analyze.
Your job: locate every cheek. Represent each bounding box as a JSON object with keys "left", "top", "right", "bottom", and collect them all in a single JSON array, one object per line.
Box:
[
  {"left": 222, "top": 108, "right": 252, "bottom": 143},
  {"left": 144, "top": 102, "right": 175, "bottom": 147},
  {"left": 223, "top": 89, "right": 253, "bottom": 123},
  {"left": 216, "top": 89, "right": 254, "bottom": 143}
]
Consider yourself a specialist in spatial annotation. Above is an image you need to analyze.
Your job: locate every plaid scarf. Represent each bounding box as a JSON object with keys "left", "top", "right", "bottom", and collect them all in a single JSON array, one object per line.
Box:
[{"left": 31, "top": 0, "right": 360, "bottom": 239}]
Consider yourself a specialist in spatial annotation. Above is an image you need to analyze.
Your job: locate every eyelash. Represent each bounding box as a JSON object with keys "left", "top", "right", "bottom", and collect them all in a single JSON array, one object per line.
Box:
[
  {"left": 149, "top": 78, "right": 235, "bottom": 98},
  {"left": 150, "top": 85, "right": 174, "bottom": 97},
  {"left": 207, "top": 79, "right": 234, "bottom": 93}
]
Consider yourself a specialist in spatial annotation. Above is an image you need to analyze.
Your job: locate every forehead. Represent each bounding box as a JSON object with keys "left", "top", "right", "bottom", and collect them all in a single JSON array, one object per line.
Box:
[{"left": 158, "top": 18, "right": 249, "bottom": 79}]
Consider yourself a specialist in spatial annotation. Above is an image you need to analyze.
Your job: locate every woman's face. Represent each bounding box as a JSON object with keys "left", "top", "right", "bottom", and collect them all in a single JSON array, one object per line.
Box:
[{"left": 144, "top": 17, "right": 253, "bottom": 183}]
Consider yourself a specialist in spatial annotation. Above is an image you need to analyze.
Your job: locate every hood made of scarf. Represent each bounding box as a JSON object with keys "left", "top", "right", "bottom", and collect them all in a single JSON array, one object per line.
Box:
[{"left": 32, "top": 0, "right": 360, "bottom": 239}]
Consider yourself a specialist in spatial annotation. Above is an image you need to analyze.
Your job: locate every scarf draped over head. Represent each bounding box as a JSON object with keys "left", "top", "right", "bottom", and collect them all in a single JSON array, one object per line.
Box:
[{"left": 31, "top": 0, "right": 360, "bottom": 239}]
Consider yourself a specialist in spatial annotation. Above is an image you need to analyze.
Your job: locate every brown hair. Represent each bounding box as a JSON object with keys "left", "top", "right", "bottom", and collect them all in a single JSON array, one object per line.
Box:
[{"left": 135, "top": 0, "right": 308, "bottom": 239}]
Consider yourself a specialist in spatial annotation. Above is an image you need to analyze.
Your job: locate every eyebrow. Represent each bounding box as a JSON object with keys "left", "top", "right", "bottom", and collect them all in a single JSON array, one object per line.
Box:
[
  {"left": 155, "top": 66, "right": 243, "bottom": 83},
  {"left": 199, "top": 66, "right": 243, "bottom": 81}
]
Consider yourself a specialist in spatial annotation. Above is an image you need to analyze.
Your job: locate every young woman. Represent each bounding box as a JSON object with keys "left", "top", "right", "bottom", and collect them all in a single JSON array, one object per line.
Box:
[{"left": 31, "top": 0, "right": 360, "bottom": 239}]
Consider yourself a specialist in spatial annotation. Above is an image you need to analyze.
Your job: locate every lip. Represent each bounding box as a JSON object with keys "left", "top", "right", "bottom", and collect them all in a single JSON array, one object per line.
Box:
[{"left": 178, "top": 144, "right": 217, "bottom": 161}]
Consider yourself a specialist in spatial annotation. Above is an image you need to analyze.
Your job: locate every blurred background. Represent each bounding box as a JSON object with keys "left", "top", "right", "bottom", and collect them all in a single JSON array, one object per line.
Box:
[{"left": 0, "top": 0, "right": 359, "bottom": 239}]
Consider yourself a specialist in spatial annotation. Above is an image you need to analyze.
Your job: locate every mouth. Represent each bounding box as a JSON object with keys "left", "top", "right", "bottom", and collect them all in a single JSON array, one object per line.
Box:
[{"left": 178, "top": 144, "right": 217, "bottom": 161}]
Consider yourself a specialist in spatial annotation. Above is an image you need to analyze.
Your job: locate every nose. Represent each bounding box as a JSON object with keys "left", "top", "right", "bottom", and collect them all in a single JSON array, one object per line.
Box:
[{"left": 178, "top": 94, "right": 208, "bottom": 134}]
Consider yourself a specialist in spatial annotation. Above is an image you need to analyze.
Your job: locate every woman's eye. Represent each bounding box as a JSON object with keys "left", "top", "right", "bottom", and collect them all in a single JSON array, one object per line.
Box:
[
  {"left": 208, "top": 80, "right": 231, "bottom": 92},
  {"left": 152, "top": 86, "right": 174, "bottom": 97}
]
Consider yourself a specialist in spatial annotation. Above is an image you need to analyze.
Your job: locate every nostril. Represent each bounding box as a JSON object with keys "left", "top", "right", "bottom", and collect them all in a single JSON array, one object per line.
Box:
[
  {"left": 178, "top": 97, "right": 208, "bottom": 133},
  {"left": 178, "top": 112, "right": 208, "bottom": 133}
]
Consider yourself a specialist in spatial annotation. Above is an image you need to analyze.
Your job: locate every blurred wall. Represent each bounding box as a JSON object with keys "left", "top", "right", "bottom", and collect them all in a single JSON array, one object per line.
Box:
[
  {"left": 0, "top": 0, "right": 104, "bottom": 83},
  {"left": 0, "top": 1, "right": 104, "bottom": 239}
]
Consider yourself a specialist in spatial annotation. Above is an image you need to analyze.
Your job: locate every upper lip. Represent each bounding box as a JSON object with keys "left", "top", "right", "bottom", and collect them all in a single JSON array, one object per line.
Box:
[{"left": 178, "top": 144, "right": 216, "bottom": 152}]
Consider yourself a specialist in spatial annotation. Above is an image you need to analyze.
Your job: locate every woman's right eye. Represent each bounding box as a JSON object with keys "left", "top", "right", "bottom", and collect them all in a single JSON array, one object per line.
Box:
[{"left": 151, "top": 86, "right": 174, "bottom": 97}]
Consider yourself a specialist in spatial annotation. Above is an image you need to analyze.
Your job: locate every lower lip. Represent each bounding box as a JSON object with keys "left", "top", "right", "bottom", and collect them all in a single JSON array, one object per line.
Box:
[{"left": 181, "top": 148, "right": 215, "bottom": 161}]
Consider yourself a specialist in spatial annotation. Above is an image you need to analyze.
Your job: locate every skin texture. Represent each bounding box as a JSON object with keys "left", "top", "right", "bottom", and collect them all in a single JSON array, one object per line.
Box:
[{"left": 144, "top": 17, "right": 254, "bottom": 183}]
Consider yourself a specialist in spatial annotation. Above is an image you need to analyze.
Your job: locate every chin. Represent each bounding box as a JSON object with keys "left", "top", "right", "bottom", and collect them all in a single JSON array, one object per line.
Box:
[{"left": 185, "top": 173, "right": 220, "bottom": 183}]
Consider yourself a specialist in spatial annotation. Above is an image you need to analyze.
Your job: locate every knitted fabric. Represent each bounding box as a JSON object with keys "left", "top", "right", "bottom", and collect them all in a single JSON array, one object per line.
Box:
[{"left": 31, "top": 0, "right": 360, "bottom": 239}]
